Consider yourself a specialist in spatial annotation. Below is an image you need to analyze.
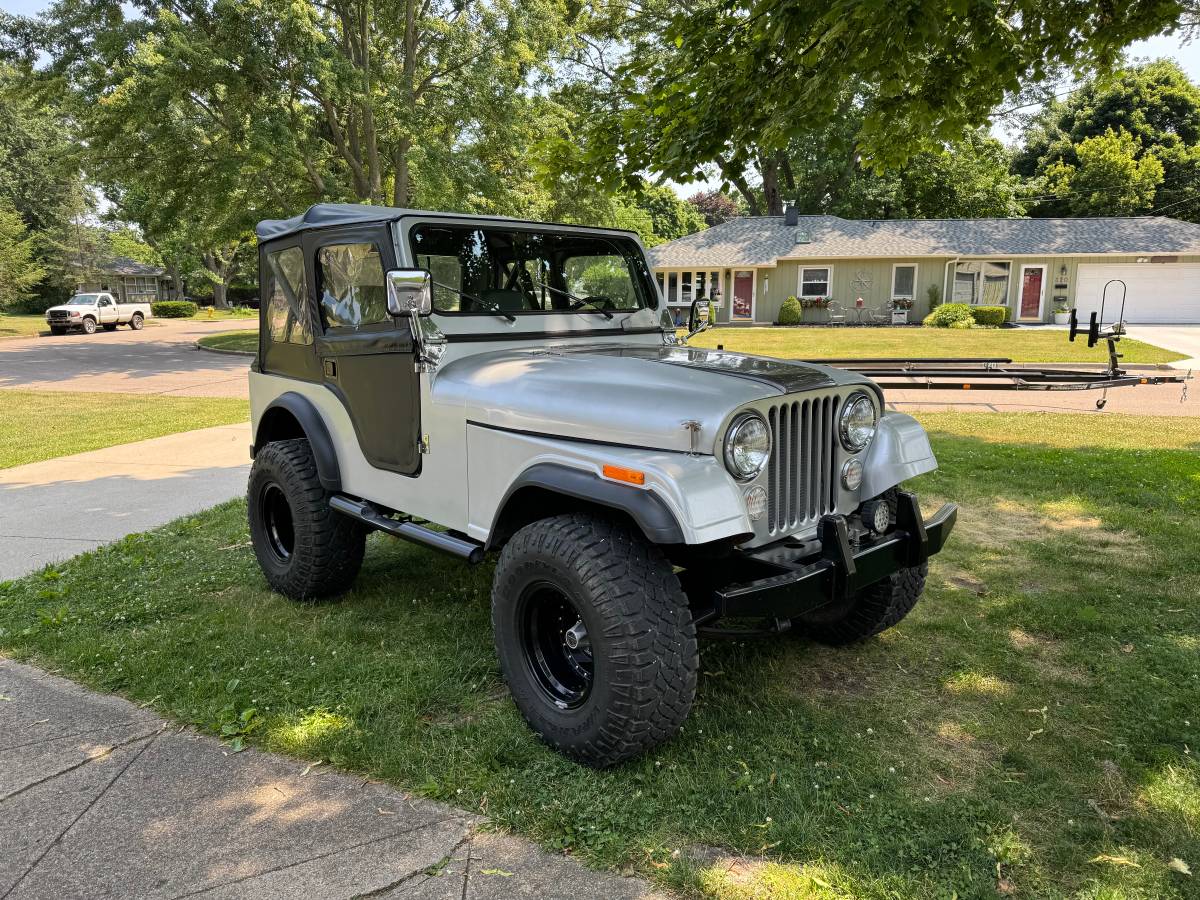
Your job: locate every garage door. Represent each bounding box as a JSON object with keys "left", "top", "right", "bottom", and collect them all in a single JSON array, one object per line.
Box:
[{"left": 1075, "top": 263, "right": 1200, "bottom": 324}]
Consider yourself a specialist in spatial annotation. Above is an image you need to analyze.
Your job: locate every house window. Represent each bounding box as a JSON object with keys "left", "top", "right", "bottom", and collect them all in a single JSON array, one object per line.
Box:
[
  {"left": 953, "top": 261, "right": 1010, "bottom": 305},
  {"left": 800, "top": 266, "right": 831, "bottom": 298},
  {"left": 655, "top": 270, "right": 723, "bottom": 306},
  {"left": 891, "top": 264, "right": 916, "bottom": 300}
]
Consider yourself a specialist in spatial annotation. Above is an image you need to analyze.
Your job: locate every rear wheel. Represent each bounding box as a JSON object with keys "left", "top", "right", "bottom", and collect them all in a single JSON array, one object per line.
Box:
[
  {"left": 247, "top": 438, "right": 366, "bottom": 600},
  {"left": 491, "top": 513, "right": 698, "bottom": 767},
  {"left": 81, "top": 317, "right": 97, "bottom": 335},
  {"left": 129, "top": 313, "right": 144, "bottom": 330}
]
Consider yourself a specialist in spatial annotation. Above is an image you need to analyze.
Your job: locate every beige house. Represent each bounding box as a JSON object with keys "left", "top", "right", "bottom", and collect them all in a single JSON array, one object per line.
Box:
[
  {"left": 74, "top": 257, "right": 172, "bottom": 304},
  {"left": 647, "top": 211, "right": 1200, "bottom": 325}
]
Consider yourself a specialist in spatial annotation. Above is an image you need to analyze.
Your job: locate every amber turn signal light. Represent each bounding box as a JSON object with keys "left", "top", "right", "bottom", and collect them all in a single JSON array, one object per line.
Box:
[{"left": 602, "top": 464, "right": 645, "bottom": 485}]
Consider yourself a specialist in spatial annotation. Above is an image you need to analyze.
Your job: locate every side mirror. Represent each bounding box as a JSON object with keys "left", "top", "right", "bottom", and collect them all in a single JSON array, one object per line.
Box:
[
  {"left": 386, "top": 269, "right": 432, "bottom": 317},
  {"left": 686, "top": 297, "right": 711, "bottom": 339}
]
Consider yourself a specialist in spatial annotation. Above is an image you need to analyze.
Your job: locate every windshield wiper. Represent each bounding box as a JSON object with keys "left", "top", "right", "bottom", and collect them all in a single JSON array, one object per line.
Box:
[
  {"left": 431, "top": 281, "right": 516, "bottom": 323},
  {"left": 526, "top": 278, "right": 614, "bottom": 319}
]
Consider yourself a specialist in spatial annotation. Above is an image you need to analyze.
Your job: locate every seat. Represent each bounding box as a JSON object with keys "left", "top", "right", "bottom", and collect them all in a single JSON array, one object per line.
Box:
[
  {"left": 479, "top": 288, "right": 532, "bottom": 312},
  {"left": 870, "top": 304, "right": 892, "bottom": 324},
  {"left": 825, "top": 300, "right": 847, "bottom": 325}
]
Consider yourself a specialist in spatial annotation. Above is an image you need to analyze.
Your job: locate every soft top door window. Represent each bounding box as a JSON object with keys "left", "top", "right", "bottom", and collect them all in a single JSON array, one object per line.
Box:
[
  {"left": 318, "top": 243, "right": 388, "bottom": 329},
  {"left": 266, "top": 246, "right": 313, "bottom": 345}
]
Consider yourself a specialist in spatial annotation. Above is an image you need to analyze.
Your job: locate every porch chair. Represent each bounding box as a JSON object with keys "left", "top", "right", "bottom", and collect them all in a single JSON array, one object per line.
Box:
[
  {"left": 869, "top": 303, "right": 892, "bottom": 324},
  {"left": 825, "top": 300, "right": 847, "bottom": 325}
]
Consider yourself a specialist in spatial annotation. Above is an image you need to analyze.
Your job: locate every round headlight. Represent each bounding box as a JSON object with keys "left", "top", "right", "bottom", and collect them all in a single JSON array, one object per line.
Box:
[
  {"left": 724, "top": 413, "right": 771, "bottom": 480},
  {"left": 839, "top": 393, "right": 878, "bottom": 451}
]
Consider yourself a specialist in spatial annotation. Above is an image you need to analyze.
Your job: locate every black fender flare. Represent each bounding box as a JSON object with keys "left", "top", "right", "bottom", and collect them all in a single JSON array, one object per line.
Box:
[
  {"left": 253, "top": 391, "right": 342, "bottom": 493},
  {"left": 487, "top": 462, "right": 685, "bottom": 549}
]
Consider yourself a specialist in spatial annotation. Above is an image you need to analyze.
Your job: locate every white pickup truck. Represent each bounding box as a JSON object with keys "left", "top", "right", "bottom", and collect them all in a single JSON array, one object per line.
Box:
[{"left": 45, "top": 293, "right": 151, "bottom": 335}]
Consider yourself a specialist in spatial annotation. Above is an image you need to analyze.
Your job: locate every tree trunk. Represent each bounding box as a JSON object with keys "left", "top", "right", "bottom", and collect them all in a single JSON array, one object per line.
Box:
[
  {"left": 393, "top": 136, "right": 412, "bottom": 207},
  {"left": 759, "top": 153, "right": 783, "bottom": 215},
  {"left": 213, "top": 280, "right": 229, "bottom": 309},
  {"left": 203, "top": 251, "right": 231, "bottom": 309},
  {"left": 168, "top": 262, "right": 182, "bottom": 299}
]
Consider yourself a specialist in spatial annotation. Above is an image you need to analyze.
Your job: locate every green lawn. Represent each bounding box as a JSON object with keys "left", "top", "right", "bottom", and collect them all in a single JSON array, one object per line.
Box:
[
  {"left": 0, "top": 389, "right": 249, "bottom": 469},
  {"left": 197, "top": 329, "right": 257, "bottom": 353},
  {"left": 0, "top": 313, "right": 49, "bottom": 339},
  {"left": 689, "top": 326, "right": 1186, "bottom": 364},
  {"left": 1, "top": 413, "right": 1197, "bottom": 897},
  {"left": 193, "top": 307, "right": 259, "bottom": 321}
]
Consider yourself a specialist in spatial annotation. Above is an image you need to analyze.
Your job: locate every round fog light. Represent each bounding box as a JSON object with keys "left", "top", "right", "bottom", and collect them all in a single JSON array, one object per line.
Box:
[
  {"left": 841, "top": 458, "right": 863, "bottom": 490},
  {"left": 862, "top": 499, "right": 890, "bottom": 533},
  {"left": 744, "top": 485, "right": 768, "bottom": 521}
]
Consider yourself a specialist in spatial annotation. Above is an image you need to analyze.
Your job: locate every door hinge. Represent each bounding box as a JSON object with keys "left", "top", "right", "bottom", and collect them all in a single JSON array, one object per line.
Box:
[{"left": 417, "top": 433, "right": 431, "bottom": 454}]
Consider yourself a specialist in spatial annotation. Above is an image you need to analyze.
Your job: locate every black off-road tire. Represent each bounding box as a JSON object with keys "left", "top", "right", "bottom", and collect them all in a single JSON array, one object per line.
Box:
[
  {"left": 492, "top": 513, "right": 698, "bottom": 767},
  {"left": 129, "top": 313, "right": 144, "bottom": 330},
  {"left": 102, "top": 323, "right": 118, "bottom": 331},
  {"left": 81, "top": 317, "right": 97, "bottom": 335},
  {"left": 793, "top": 562, "right": 928, "bottom": 645},
  {"left": 49, "top": 326, "right": 66, "bottom": 335},
  {"left": 247, "top": 438, "right": 366, "bottom": 600}
]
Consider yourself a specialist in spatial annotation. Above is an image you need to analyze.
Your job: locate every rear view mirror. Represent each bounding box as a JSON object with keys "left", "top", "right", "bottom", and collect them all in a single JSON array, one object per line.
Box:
[
  {"left": 686, "top": 297, "right": 711, "bottom": 338},
  {"left": 386, "top": 269, "right": 432, "bottom": 317}
]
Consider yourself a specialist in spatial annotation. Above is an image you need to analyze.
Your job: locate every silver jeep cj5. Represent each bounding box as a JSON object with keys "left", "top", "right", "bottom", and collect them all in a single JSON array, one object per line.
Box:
[{"left": 246, "top": 204, "right": 956, "bottom": 767}]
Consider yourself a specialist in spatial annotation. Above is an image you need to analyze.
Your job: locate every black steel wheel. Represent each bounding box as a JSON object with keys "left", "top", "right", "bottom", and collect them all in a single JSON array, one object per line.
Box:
[
  {"left": 518, "top": 581, "right": 593, "bottom": 709},
  {"left": 491, "top": 513, "right": 698, "bottom": 767},
  {"left": 247, "top": 438, "right": 366, "bottom": 600}
]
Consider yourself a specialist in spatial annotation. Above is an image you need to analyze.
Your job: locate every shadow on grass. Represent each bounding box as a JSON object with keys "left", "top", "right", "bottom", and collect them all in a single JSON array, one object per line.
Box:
[{"left": 1, "top": 435, "right": 1198, "bottom": 897}]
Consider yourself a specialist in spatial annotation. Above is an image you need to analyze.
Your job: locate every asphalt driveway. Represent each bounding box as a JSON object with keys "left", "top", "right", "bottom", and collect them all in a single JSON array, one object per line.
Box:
[{"left": 0, "top": 320, "right": 251, "bottom": 398}]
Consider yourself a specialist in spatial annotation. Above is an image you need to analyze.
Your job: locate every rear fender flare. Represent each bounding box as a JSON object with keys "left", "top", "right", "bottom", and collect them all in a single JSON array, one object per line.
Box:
[{"left": 253, "top": 391, "right": 342, "bottom": 492}]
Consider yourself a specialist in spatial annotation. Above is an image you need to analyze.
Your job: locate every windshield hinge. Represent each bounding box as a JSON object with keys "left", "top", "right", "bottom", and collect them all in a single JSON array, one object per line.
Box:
[{"left": 417, "top": 433, "right": 431, "bottom": 455}]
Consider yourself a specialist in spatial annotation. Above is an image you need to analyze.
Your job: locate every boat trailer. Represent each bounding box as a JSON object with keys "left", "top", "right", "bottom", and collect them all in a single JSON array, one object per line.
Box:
[{"left": 796, "top": 299, "right": 1191, "bottom": 410}]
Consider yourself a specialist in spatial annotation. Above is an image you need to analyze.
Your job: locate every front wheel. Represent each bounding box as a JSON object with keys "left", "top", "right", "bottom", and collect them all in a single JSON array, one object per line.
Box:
[
  {"left": 247, "top": 438, "right": 366, "bottom": 600},
  {"left": 491, "top": 513, "right": 698, "bottom": 767},
  {"left": 81, "top": 317, "right": 97, "bottom": 335},
  {"left": 49, "top": 326, "right": 66, "bottom": 336},
  {"left": 129, "top": 313, "right": 144, "bottom": 330}
]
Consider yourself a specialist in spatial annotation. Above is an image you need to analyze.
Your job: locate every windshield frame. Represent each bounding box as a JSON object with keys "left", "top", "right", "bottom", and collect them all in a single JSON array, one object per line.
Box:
[
  {"left": 402, "top": 219, "right": 660, "bottom": 321},
  {"left": 67, "top": 294, "right": 101, "bottom": 305}
]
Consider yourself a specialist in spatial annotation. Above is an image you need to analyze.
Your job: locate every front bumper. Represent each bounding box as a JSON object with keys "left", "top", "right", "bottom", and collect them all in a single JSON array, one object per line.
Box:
[{"left": 693, "top": 491, "right": 956, "bottom": 622}]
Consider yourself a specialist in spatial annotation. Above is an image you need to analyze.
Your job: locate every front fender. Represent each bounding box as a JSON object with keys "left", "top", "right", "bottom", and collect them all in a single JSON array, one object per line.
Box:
[{"left": 860, "top": 412, "right": 937, "bottom": 498}]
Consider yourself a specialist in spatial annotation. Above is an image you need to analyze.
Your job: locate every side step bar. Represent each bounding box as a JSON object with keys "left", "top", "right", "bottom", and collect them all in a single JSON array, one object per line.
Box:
[{"left": 328, "top": 495, "right": 485, "bottom": 564}]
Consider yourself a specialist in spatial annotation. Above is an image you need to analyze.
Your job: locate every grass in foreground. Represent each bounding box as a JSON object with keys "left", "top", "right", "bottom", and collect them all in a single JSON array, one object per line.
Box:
[
  {"left": 192, "top": 307, "right": 259, "bottom": 321},
  {"left": 0, "top": 389, "right": 249, "bottom": 468},
  {"left": 197, "top": 329, "right": 257, "bottom": 353},
  {"left": 689, "top": 326, "right": 1186, "bottom": 364},
  {"left": 2, "top": 413, "right": 1198, "bottom": 897}
]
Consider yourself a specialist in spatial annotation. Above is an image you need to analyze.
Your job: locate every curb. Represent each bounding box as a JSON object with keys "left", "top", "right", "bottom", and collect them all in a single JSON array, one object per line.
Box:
[{"left": 194, "top": 340, "right": 255, "bottom": 358}]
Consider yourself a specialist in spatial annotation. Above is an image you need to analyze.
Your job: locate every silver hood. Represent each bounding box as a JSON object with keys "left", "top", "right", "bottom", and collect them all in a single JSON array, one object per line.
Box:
[{"left": 434, "top": 344, "right": 872, "bottom": 453}]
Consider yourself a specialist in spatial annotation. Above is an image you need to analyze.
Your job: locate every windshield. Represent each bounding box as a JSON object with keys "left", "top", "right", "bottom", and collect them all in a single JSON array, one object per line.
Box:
[
  {"left": 68, "top": 294, "right": 100, "bottom": 305},
  {"left": 409, "top": 224, "right": 655, "bottom": 316}
]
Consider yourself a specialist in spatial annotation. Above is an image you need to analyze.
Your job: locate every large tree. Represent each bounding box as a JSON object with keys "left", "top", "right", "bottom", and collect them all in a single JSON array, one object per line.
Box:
[
  {"left": 1014, "top": 59, "right": 1200, "bottom": 219},
  {"left": 573, "top": 0, "right": 1185, "bottom": 198}
]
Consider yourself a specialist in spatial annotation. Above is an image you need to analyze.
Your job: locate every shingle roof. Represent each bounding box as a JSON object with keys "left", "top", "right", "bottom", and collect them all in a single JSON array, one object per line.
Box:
[{"left": 646, "top": 215, "right": 1200, "bottom": 267}]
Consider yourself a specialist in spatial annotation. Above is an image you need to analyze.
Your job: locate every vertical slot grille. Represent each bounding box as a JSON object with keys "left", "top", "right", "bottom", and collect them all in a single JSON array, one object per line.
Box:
[{"left": 765, "top": 394, "right": 842, "bottom": 535}]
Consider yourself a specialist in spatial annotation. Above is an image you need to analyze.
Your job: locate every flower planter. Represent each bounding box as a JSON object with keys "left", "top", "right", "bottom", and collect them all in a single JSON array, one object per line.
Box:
[
  {"left": 891, "top": 309, "right": 909, "bottom": 325},
  {"left": 1053, "top": 311, "right": 1070, "bottom": 325}
]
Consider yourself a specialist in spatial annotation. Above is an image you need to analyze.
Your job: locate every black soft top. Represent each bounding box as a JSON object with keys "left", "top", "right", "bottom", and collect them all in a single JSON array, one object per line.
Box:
[{"left": 255, "top": 203, "right": 639, "bottom": 243}]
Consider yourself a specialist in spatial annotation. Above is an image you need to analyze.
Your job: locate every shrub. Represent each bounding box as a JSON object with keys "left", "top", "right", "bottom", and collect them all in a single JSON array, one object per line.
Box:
[
  {"left": 152, "top": 300, "right": 198, "bottom": 318},
  {"left": 923, "top": 302, "right": 974, "bottom": 328},
  {"left": 778, "top": 295, "right": 802, "bottom": 325},
  {"left": 926, "top": 284, "right": 942, "bottom": 308},
  {"left": 971, "top": 305, "right": 1010, "bottom": 327}
]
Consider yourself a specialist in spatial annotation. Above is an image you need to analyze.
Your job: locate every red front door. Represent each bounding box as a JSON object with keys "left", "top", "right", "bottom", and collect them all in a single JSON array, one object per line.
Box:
[
  {"left": 1020, "top": 267, "right": 1044, "bottom": 319},
  {"left": 733, "top": 270, "right": 753, "bottom": 319}
]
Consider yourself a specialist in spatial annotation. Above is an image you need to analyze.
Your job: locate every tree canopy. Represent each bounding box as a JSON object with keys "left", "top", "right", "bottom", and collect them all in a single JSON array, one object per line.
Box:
[{"left": 1014, "top": 60, "right": 1200, "bottom": 220}]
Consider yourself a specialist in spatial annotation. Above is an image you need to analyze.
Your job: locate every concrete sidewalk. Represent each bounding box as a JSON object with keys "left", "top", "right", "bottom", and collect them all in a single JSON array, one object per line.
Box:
[
  {"left": 0, "top": 424, "right": 252, "bottom": 582},
  {"left": 0, "top": 659, "right": 658, "bottom": 899}
]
